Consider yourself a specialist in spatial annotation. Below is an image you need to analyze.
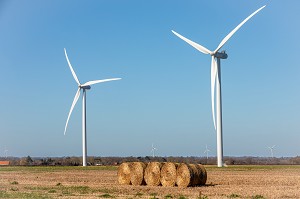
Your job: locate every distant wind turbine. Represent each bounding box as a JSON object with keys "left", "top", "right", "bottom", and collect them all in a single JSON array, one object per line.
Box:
[
  {"left": 172, "top": 5, "right": 266, "bottom": 167},
  {"left": 4, "top": 146, "right": 8, "bottom": 158},
  {"left": 150, "top": 143, "right": 157, "bottom": 158},
  {"left": 204, "top": 145, "right": 210, "bottom": 160},
  {"left": 268, "top": 145, "right": 276, "bottom": 158},
  {"left": 63, "top": 48, "right": 121, "bottom": 167}
]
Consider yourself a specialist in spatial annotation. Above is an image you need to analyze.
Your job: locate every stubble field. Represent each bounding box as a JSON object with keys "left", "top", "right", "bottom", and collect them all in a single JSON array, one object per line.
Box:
[{"left": 0, "top": 165, "right": 300, "bottom": 199}]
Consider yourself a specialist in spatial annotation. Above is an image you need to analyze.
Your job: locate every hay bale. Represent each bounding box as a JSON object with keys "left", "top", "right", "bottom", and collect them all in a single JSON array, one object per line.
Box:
[
  {"left": 176, "top": 163, "right": 207, "bottom": 187},
  {"left": 189, "top": 164, "right": 201, "bottom": 186},
  {"left": 198, "top": 164, "right": 207, "bottom": 185},
  {"left": 117, "top": 162, "right": 131, "bottom": 185},
  {"left": 160, "top": 162, "right": 178, "bottom": 187},
  {"left": 176, "top": 163, "right": 194, "bottom": 187},
  {"left": 144, "top": 162, "right": 163, "bottom": 186},
  {"left": 130, "top": 162, "right": 146, "bottom": 186}
]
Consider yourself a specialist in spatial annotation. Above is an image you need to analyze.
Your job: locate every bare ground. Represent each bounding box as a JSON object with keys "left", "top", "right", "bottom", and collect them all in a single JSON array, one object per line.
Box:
[{"left": 0, "top": 165, "right": 300, "bottom": 198}]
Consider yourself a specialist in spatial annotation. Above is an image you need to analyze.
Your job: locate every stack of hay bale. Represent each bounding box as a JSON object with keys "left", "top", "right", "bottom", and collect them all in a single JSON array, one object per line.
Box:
[{"left": 117, "top": 162, "right": 207, "bottom": 187}]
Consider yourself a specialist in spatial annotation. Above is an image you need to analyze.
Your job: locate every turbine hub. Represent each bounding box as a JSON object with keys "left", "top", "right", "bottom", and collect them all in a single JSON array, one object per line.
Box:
[
  {"left": 80, "top": 85, "right": 91, "bottom": 90},
  {"left": 214, "top": 51, "right": 228, "bottom": 59}
]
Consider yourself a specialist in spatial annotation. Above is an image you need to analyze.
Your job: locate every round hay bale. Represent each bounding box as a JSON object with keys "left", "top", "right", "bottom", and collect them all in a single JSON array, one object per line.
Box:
[
  {"left": 144, "top": 162, "right": 163, "bottom": 186},
  {"left": 198, "top": 164, "right": 207, "bottom": 185},
  {"left": 176, "top": 163, "right": 194, "bottom": 187},
  {"left": 117, "top": 162, "right": 131, "bottom": 185},
  {"left": 189, "top": 164, "right": 202, "bottom": 186},
  {"left": 130, "top": 162, "right": 146, "bottom": 186},
  {"left": 160, "top": 162, "right": 178, "bottom": 187}
]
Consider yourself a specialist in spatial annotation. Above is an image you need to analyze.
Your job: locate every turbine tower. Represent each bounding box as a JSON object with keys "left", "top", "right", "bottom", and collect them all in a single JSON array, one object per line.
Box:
[
  {"left": 172, "top": 5, "right": 266, "bottom": 167},
  {"left": 150, "top": 143, "right": 157, "bottom": 158},
  {"left": 63, "top": 48, "right": 121, "bottom": 166},
  {"left": 268, "top": 145, "right": 275, "bottom": 158}
]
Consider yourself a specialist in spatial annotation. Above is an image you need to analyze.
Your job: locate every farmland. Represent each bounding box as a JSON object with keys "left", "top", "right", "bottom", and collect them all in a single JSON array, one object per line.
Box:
[{"left": 0, "top": 165, "right": 300, "bottom": 198}]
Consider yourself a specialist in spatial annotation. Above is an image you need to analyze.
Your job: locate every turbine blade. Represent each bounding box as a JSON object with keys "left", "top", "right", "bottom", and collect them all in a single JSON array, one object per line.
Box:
[
  {"left": 82, "top": 78, "right": 121, "bottom": 87},
  {"left": 64, "top": 88, "right": 81, "bottom": 135},
  {"left": 214, "top": 5, "right": 266, "bottom": 53},
  {"left": 171, "top": 30, "right": 212, "bottom": 54},
  {"left": 64, "top": 48, "right": 81, "bottom": 85},
  {"left": 211, "top": 56, "right": 217, "bottom": 130}
]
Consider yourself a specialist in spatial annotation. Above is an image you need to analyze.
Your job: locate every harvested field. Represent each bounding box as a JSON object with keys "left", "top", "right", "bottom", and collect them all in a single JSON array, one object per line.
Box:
[{"left": 0, "top": 165, "right": 300, "bottom": 198}]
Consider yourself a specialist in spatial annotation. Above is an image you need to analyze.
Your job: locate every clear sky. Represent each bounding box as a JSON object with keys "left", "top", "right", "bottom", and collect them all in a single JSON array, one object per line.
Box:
[{"left": 0, "top": 0, "right": 299, "bottom": 158}]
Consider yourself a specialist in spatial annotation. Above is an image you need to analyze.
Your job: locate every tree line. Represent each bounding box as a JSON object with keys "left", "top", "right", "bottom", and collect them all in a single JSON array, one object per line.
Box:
[{"left": 1, "top": 156, "right": 300, "bottom": 166}]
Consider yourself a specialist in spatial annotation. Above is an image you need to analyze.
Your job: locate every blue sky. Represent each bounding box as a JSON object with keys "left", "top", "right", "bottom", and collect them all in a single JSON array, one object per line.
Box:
[{"left": 0, "top": 0, "right": 299, "bottom": 158}]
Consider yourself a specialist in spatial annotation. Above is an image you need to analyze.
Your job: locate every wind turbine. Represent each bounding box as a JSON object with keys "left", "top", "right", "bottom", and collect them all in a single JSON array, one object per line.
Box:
[
  {"left": 150, "top": 143, "right": 157, "bottom": 158},
  {"left": 172, "top": 5, "right": 266, "bottom": 167},
  {"left": 4, "top": 146, "right": 8, "bottom": 158},
  {"left": 63, "top": 48, "right": 121, "bottom": 167},
  {"left": 268, "top": 145, "right": 276, "bottom": 158},
  {"left": 204, "top": 145, "right": 210, "bottom": 161}
]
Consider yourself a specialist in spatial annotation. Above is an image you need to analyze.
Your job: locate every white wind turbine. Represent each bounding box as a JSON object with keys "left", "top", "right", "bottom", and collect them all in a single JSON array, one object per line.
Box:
[
  {"left": 268, "top": 145, "right": 276, "bottom": 158},
  {"left": 4, "top": 146, "right": 8, "bottom": 158},
  {"left": 150, "top": 143, "right": 157, "bottom": 158},
  {"left": 204, "top": 145, "right": 210, "bottom": 161},
  {"left": 172, "top": 5, "right": 266, "bottom": 167},
  {"left": 63, "top": 48, "right": 121, "bottom": 167}
]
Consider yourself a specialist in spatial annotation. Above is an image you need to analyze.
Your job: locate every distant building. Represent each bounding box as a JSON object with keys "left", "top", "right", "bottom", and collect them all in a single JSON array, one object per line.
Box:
[{"left": 0, "top": 161, "right": 10, "bottom": 166}]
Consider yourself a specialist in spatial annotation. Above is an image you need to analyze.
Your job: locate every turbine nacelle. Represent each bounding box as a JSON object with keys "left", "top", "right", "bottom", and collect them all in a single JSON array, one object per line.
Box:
[
  {"left": 80, "top": 85, "right": 91, "bottom": 90},
  {"left": 213, "top": 51, "right": 228, "bottom": 59}
]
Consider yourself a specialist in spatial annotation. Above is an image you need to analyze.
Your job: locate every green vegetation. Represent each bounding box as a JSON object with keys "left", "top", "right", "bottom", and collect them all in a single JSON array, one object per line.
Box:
[
  {"left": 21, "top": 184, "right": 121, "bottom": 197},
  {"left": 97, "top": 188, "right": 118, "bottom": 194},
  {"left": 204, "top": 165, "right": 300, "bottom": 173},
  {"left": 228, "top": 193, "right": 240, "bottom": 198},
  {"left": 24, "top": 186, "right": 50, "bottom": 191},
  {"left": 99, "top": 193, "right": 114, "bottom": 198},
  {"left": 165, "top": 194, "right": 173, "bottom": 198},
  {"left": 65, "top": 185, "right": 92, "bottom": 194},
  {"left": 252, "top": 195, "right": 265, "bottom": 199},
  {"left": 0, "top": 166, "right": 118, "bottom": 173},
  {"left": 149, "top": 193, "right": 158, "bottom": 199},
  {"left": 178, "top": 196, "right": 187, "bottom": 199},
  {"left": 135, "top": 192, "right": 143, "bottom": 197},
  {"left": 0, "top": 190, "right": 52, "bottom": 199},
  {"left": 10, "top": 181, "right": 18, "bottom": 185}
]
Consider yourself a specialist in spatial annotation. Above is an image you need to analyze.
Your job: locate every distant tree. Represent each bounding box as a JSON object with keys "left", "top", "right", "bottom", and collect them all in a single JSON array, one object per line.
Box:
[
  {"left": 19, "top": 156, "right": 33, "bottom": 166},
  {"left": 145, "top": 156, "right": 151, "bottom": 161},
  {"left": 291, "top": 156, "right": 300, "bottom": 164},
  {"left": 27, "top": 156, "right": 33, "bottom": 165}
]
